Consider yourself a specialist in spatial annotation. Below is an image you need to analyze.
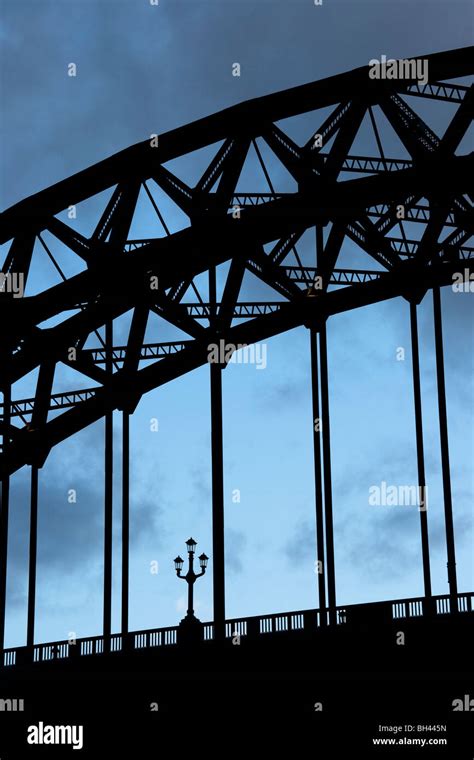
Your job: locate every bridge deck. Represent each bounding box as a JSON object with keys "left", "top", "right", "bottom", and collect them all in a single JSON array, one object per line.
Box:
[{"left": 3, "top": 591, "right": 472, "bottom": 671}]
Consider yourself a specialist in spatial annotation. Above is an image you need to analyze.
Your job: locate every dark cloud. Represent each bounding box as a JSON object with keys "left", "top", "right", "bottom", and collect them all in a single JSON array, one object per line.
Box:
[
  {"left": 284, "top": 519, "right": 315, "bottom": 567},
  {"left": 6, "top": 421, "right": 166, "bottom": 614},
  {"left": 190, "top": 466, "right": 212, "bottom": 508},
  {"left": 257, "top": 377, "right": 307, "bottom": 408},
  {"left": 225, "top": 528, "right": 246, "bottom": 574},
  {"left": 335, "top": 471, "right": 472, "bottom": 586}
]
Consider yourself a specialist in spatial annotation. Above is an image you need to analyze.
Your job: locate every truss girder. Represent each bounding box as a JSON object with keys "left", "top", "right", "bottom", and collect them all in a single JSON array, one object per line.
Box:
[{"left": 0, "top": 46, "right": 472, "bottom": 475}]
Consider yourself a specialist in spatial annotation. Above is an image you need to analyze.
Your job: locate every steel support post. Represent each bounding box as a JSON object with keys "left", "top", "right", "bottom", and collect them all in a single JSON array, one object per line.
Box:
[
  {"left": 410, "top": 302, "right": 432, "bottom": 600},
  {"left": 432, "top": 286, "right": 458, "bottom": 609},
  {"left": 26, "top": 465, "right": 39, "bottom": 648},
  {"left": 319, "top": 324, "right": 336, "bottom": 624},
  {"left": 121, "top": 411, "right": 130, "bottom": 635},
  {"left": 0, "top": 382, "right": 11, "bottom": 654},
  {"left": 103, "top": 321, "right": 113, "bottom": 650},
  {"left": 310, "top": 328, "right": 327, "bottom": 622},
  {"left": 209, "top": 266, "right": 225, "bottom": 641}
]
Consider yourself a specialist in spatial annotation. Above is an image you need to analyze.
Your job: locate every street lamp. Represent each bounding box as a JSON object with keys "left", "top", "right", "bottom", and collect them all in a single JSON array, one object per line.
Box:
[
  {"left": 185, "top": 537, "right": 197, "bottom": 554},
  {"left": 174, "top": 538, "right": 209, "bottom": 625}
]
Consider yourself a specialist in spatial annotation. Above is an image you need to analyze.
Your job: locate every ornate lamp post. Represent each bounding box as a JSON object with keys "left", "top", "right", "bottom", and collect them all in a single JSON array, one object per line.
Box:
[{"left": 174, "top": 538, "right": 209, "bottom": 643}]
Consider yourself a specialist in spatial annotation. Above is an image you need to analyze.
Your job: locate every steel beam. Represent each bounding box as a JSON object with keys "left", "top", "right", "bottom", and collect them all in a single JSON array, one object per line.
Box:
[
  {"left": 121, "top": 411, "right": 129, "bottom": 635},
  {"left": 27, "top": 465, "right": 39, "bottom": 647},
  {"left": 209, "top": 267, "right": 225, "bottom": 641},
  {"left": 310, "top": 328, "right": 326, "bottom": 620},
  {"left": 103, "top": 322, "right": 113, "bottom": 650},
  {"left": 210, "top": 363, "right": 225, "bottom": 641},
  {"left": 0, "top": 383, "right": 10, "bottom": 653},
  {"left": 410, "top": 302, "right": 432, "bottom": 599},
  {"left": 2, "top": 47, "right": 472, "bottom": 244},
  {"left": 432, "top": 287, "right": 458, "bottom": 607},
  {"left": 319, "top": 324, "right": 336, "bottom": 624}
]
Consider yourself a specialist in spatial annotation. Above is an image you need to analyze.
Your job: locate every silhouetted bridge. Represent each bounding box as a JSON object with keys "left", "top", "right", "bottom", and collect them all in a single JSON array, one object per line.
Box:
[
  {"left": 1, "top": 47, "right": 473, "bottom": 675},
  {"left": 3, "top": 592, "right": 473, "bottom": 678}
]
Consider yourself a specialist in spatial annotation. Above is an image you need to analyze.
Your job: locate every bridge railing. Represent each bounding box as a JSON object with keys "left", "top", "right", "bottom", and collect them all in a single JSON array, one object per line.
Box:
[{"left": 3, "top": 591, "right": 472, "bottom": 668}]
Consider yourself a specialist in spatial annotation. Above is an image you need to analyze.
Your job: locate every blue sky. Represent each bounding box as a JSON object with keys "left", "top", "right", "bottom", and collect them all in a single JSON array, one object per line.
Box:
[{"left": 1, "top": 0, "right": 473, "bottom": 648}]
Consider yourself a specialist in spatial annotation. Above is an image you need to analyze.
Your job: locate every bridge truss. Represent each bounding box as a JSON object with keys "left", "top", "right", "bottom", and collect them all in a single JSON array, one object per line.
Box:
[{"left": 0, "top": 46, "right": 473, "bottom": 659}]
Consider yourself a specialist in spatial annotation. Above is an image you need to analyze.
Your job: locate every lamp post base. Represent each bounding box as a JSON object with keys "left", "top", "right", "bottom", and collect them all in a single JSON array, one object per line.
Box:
[{"left": 177, "top": 615, "right": 204, "bottom": 645}]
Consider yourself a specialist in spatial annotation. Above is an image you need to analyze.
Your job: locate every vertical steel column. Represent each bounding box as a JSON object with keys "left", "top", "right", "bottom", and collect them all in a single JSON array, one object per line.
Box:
[
  {"left": 103, "top": 321, "right": 113, "bottom": 650},
  {"left": 310, "top": 328, "right": 326, "bottom": 621},
  {"left": 410, "top": 303, "right": 432, "bottom": 600},
  {"left": 313, "top": 224, "right": 327, "bottom": 622},
  {"left": 209, "top": 266, "right": 225, "bottom": 641},
  {"left": 432, "top": 286, "right": 458, "bottom": 607},
  {"left": 27, "top": 465, "right": 39, "bottom": 648},
  {"left": 319, "top": 323, "right": 336, "bottom": 624},
  {"left": 210, "top": 363, "right": 225, "bottom": 640},
  {"left": 121, "top": 411, "right": 129, "bottom": 635},
  {"left": 0, "top": 382, "right": 11, "bottom": 654}
]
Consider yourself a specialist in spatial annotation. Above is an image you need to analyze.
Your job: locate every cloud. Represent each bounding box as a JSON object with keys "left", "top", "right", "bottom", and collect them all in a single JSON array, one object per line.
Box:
[
  {"left": 284, "top": 519, "right": 315, "bottom": 567},
  {"left": 225, "top": 528, "right": 246, "bottom": 574},
  {"left": 190, "top": 466, "right": 212, "bottom": 508},
  {"left": 344, "top": 509, "right": 420, "bottom": 583},
  {"left": 6, "top": 420, "right": 166, "bottom": 613}
]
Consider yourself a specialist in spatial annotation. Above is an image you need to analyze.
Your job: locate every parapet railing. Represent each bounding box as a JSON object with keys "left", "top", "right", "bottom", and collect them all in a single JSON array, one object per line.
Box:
[{"left": 2, "top": 591, "right": 472, "bottom": 668}]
